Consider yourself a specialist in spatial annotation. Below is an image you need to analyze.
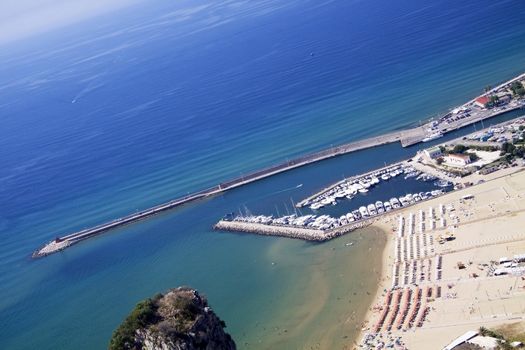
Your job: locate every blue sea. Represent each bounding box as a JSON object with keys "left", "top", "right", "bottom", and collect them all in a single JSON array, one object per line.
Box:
[{"left": 1, "top": 0, "right": 525, "bottom": 349}]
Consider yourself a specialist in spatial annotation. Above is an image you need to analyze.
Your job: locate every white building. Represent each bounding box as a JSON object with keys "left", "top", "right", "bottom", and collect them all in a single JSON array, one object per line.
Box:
[
  {"left": 445, "top": 153, "right": 471, "bottom": 167},
  {"left": 424, "top": 147, "right": 443, "bottom": 159}
]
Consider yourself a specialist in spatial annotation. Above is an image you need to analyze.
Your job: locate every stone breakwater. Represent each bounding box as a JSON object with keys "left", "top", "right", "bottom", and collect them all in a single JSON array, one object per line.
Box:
[{"left": 214, "top": 219, "right": 373, "bottom": 241}]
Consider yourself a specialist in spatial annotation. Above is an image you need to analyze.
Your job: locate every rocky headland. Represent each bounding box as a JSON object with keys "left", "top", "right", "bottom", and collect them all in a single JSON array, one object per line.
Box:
[{"left": 109, "top": 287, "right": 236, "bottom": 350}]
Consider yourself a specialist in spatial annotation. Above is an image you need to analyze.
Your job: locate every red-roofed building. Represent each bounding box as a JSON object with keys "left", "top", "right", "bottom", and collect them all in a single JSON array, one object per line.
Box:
[{"left": 474, "top": 95, "right": 490, "bottom": 108}]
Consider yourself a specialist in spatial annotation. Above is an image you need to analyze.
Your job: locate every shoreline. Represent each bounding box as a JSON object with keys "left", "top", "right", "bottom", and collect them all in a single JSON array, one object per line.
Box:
[
  {"left": 355, "top": 169, "right": 525, "bottom": 349},
  {"left": 354, "top": 220, "right": 396, "bottom": 348}
]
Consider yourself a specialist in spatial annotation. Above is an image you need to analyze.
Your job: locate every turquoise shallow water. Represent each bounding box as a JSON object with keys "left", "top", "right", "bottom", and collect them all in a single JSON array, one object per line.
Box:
[{"left": 1, "top": 0, "right": 525, "bottom": 349}]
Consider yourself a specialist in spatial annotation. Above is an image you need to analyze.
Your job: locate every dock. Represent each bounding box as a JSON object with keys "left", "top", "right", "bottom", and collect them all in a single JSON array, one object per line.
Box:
[
  {"left": 32, "top": 190, "right": 213, "bottom": 257},
  {"left": 295, "top": 160, "right": 407, "bottom": 208},
  {"left": 32, "top": 130, "right": 409, "bottom": 258},
  {"left": 214, "top": 219, "right": 373, "bottom": 242},
  {"left": 33, "top": 73, "right": 525, "bottom": 258}
]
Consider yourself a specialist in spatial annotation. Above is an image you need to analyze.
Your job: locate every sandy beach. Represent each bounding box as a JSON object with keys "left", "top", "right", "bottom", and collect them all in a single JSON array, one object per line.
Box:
[{"left": 356, "top": 169, "right": 525, "bottom": 349}]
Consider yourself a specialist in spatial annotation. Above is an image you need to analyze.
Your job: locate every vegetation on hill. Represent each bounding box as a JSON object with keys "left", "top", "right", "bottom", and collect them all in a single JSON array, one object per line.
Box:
[
  {"left": 109, "top": 295, "right": 162, "bottom": 350},
  {"left": 109, "top": 287, "right": 235, "bottom": 350}
]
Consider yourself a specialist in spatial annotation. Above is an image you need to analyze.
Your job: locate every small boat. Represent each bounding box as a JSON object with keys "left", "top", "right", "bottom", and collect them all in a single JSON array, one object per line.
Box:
[
  {"left": 335, "top": 191, "right": 346, "bottom": 199},
  {"left": 309, "top": 203, "right": 323, "bottom": 210},
  {"left": 367, "top": 204, "right": 377, "bottom": 216},
  {"left": 434, "top": 179, "right": 451, "bottom": 187},
  {"left": 375, "top": 201, "right": 385, "bottom": 214},
  {"left": 390, "top": 198, "right": 400, "bottom": 209},
  {"left": 384, "top": 201, "right": 392, "bottom": 211},
  {"left": 345, "top": 242, "right": 354, "bottom": 247},
  {"left": 422, "top": 131, "right": 444, "bottom": 142},
  {"left": 358, "top": 188, "right": 368, "bottom": 193},
  {"left": 321, "top": 198, "right": 332, "bottom": 205},
  {"left": 360, "top": 180, "right": 371, "bottom": 189},
  {"left": 381, "top": 174, "right": 390, "bottom": 181},
  {"left": 359, "top": 206, "right": 369, "bottom": 217},
  {"left": 404, "top": 171, "right": 420, "bottom": 179}
]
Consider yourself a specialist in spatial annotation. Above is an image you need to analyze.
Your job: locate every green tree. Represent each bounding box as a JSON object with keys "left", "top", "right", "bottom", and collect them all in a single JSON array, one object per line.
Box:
[
  {"left": 479, "top": 326, "right": 488, "bottom": 336},
  {"left": 512, "top": 146, "right": 524, "bottom": 158},
  {"left": 510, "top": 81, "right": 525, "bottom": 97},
  {"left": 453, "top": 144, "right": 467, "bottom": 154},
  {"left": 467, "top": 152, "right": 479, "bottom": 161},
  {"left": 500, "top": 142, "right": 516, "bottom": 155},
  {"left": 109, "top": 299, "right": 159, "bottom": 350}
]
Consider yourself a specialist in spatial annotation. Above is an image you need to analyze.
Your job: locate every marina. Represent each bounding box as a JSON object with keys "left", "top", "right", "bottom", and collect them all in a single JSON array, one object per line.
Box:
[
  {"left": 33, "top": 73, "right": 525, "bottom": 258},
  {"left": 215, "top": 113, "right": 525, "bottom": 243},
  {"left": 296, "top": 162, "right": 451, "bottom": 210},
  {"left": 214, "top": 186, "right": 447, "bottom": 241},
  {"left": 4, "top": 3, "right": 525, "bottom": 349}
]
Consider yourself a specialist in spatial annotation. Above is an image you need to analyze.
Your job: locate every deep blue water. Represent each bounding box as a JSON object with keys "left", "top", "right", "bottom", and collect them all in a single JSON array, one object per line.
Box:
[{"left": 1, "top": 0, "right": 525, "bottom": 349}]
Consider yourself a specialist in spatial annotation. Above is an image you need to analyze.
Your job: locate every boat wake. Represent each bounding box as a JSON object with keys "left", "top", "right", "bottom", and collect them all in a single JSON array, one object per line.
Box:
[
  {"left": 272, "top": 183, "right": 302, "bottom": 195},
  {"left": 242, "top": 184, "right": 304, "bottom": 205}
]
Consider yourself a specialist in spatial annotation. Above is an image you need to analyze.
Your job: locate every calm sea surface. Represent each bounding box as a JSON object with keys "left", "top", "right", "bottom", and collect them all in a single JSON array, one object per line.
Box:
[{"left": 1, "top": 0, "right": 524, "bottom": 349}]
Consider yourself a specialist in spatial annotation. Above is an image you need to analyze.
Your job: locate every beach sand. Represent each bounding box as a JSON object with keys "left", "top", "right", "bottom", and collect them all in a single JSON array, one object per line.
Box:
[{"left": 357, "top": 169, "right": 525, "bottom": 349}]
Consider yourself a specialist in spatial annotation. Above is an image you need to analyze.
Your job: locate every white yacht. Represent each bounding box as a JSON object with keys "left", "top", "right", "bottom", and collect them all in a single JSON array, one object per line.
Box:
[
  {"left": 375, "top": 201, "right": 385, "bottom": 213},
  {"left": 422, "top": 131, "right": 444, "bottom": 142},
  {"left": 367, "top": 204, "right": 377, "bottom": 216},
  {"left": 390, "top": 198, "right": 401, "bottom": 209},
  {"left": 360, "top": 180, "right": 371, "bottom": 189},
  {"left": 359, "top": 206, "right": 369, "bottom": 218}
]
